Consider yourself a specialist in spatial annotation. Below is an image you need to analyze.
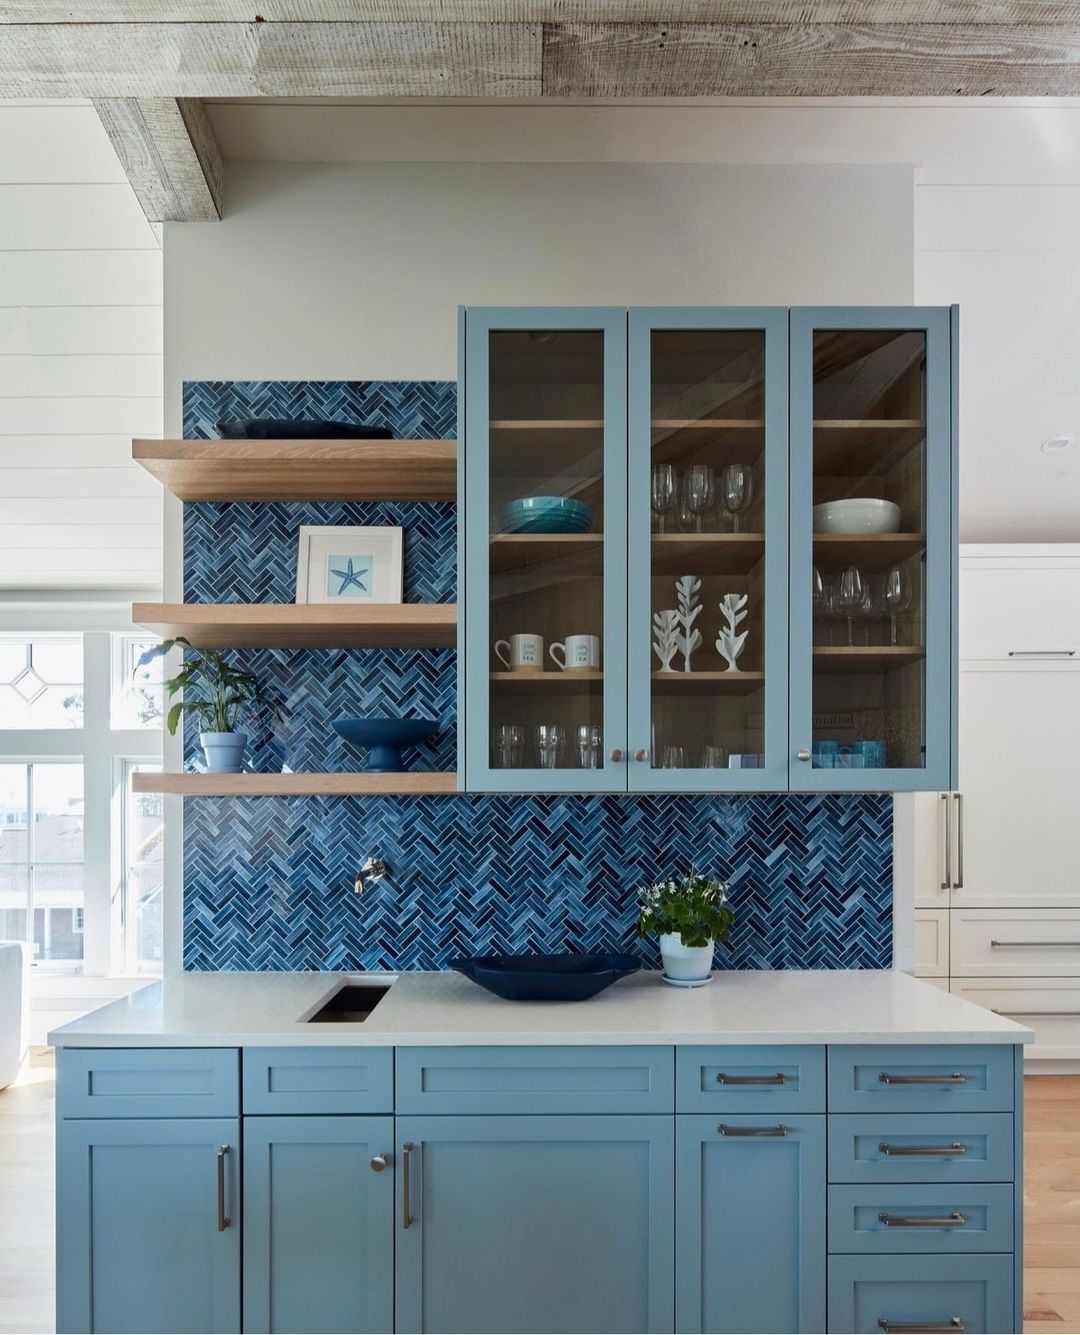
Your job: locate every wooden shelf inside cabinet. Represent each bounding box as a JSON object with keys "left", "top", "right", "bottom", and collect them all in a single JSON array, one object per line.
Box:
[
  {"left": 132, "top": 602, "right": 457, "bottom": 649},
  {"left": 489, "top": 534, "right": 604, "bottom": 575},
  {"left": 652, "top": 670, "right": 764, "bottom": 696},
  {"left": 812, "top": 420, "right": 925, "bottom": 477},
  {"left": 813, "top": 646, "right": 925, "bottom": 672},
  {"left": 812, "top": 533, "right": 925, "bottom": 570},
  {"left": 133, "top": 771, "right": 458, "bottom": 796},
  {"left": 490, "top": 671, "right": 603, "bottom": 693},
  {"left": 132, "top": 438, "right": 457, "bottom": 502},
  {"left": 489, "top": 419, "right": 604, "bottom": 430},
  {"left": 651, "top": 533, "right": 765, "bottom": 576}
]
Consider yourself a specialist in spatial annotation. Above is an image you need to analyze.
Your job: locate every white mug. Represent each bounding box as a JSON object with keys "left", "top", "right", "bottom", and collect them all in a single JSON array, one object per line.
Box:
[
  {"left": 494, "top": 633, "right": 544, "bottom": 672},
  {"left": 550, "top": 634, "right": 601, "bottom": 673}
]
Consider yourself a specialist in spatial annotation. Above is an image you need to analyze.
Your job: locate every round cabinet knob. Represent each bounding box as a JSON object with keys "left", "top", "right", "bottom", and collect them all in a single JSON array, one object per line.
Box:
[
  {"left": 796, "top": 749, "right": 812, "bottom": 762},
  {"left": 370, "top": 1154, "right": 387, "bottom": 1173},
  {"left": 633, "top": 748, "right": 650, "bottom": 763},
  {"left": 609, "top": 748, "right": 625, "bottom": 763}
]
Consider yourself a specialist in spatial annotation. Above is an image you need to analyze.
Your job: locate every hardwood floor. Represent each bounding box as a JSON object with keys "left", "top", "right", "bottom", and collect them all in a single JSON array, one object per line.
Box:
[{"left": 0, "top": 1057, "right": 1076, "bottom": 1334}]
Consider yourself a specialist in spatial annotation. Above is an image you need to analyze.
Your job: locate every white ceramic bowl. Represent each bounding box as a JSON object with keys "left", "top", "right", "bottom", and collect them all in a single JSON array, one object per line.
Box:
[{"left": 812, "top": 498, "right": 901, "bottom": 535}]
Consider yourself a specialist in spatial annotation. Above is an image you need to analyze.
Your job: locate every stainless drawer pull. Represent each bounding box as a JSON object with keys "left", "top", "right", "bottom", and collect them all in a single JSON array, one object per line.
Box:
[
  {"left": 1008, "top": 649, "right": 1075, "bottom": 657},
  {"left": 879, "top": 1141, "right": 967, "bottom": 1157},
  {"left": 402, "top": 1141, "right": 415, "bottom": 1229},
  {"left": 992, "top": 1008, "right": 1080, "bottom": 1017},
  {"left": 717, "top": 1123, "right": 788, "bottom": 1137},
  {"left": 991, "top": 939, "right": 1080, "bottom": 947},
  {"left": 716, "top": 1072, "right": 788, "bottom": 1086},
  {"left": 879, "top": 1072, "right": 966, "bottom": 1085},
  {"left": 216, "top": 1145, "right": 231, "bottom": 1232},
  {"left": 878, "top": 1211, "right": 966, "bottom": 1228},
  {"left": 877, "top": 1320, "right": 965, "bottom": 1334}
]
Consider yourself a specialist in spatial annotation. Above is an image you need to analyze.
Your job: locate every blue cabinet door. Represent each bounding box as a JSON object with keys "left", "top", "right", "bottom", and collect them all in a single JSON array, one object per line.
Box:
[
  {"left": 788, "top": 307, "right": 956, "bottom": 792},
  {"left": 56, "top": 1117, "right": 240, "bottom": 1334},
  {"left": 395, "top": 1114, "right": 674, "bottom": 1333},
  {"left": 243, "top": 1116, "right": 394, "bottom": 1334},
  {"left": 675, "top": 1114, "right": 826, "bottom": 1333},
  {"left": 626, "top": 307, "right": 790, "bottom": 792}
]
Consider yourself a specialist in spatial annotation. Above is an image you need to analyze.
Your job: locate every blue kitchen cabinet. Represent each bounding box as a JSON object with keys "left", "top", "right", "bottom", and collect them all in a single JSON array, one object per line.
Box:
[
  {"left": 56, "top": 1116, "right": 241, "bottom": 1334},
  {"left": 828, "top": 1254, "right": 1013, "bottom": 1334},
  {"left": 675, "top": 1114, "right": 826, "bottom": 1334},
  {"left": 394, "top": 1114, "right": 675, "bottom": 1333},
  {"left": 243, "top": 1115, "right": 394, "bottom": 1334}
]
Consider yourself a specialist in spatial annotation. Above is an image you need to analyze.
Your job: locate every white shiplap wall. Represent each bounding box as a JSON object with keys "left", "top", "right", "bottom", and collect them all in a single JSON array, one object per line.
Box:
[{"left": 0, "top": 102, "right": 163, "bottom": 590}]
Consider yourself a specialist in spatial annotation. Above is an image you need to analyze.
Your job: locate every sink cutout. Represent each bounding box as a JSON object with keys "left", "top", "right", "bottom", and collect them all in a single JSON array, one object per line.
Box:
[{"left": 305, "top": 982, "right": 390, "bottom": 1023}]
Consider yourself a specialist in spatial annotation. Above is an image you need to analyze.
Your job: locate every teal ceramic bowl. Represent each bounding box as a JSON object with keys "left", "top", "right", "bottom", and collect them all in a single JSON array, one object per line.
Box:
[{"left": 500, "top": 496, "right": 593, "bottom": 535}]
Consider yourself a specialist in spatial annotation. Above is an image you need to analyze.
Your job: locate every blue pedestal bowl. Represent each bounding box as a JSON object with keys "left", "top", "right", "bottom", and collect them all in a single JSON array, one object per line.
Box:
[{"left": 332, "top": 716, "right": 439, "bottom": 772}]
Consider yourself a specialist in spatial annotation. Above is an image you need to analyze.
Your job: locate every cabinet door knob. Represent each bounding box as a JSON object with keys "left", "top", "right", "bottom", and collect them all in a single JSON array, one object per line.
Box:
[
  {"left": 609, "top": 748, "right": 625, "bottom": 763},
  {"left": 370, "top": 1154, "right": 387, "bottom": 1173},
  {"left": 796, "top": 749, "right": 812, "bottom": 762},
  {"left": 633, "top": 748, "right": 649, "bottom": 762}
]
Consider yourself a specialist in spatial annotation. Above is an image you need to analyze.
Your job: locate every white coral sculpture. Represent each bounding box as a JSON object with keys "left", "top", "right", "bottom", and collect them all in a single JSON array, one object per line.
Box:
[
  {"left": 716, "top": 592, "right": 749, "bottom": 673},
  {"left": 675, "top": 575, "right": 703, "bottom": 673},
  {"left": 652, "top": 609, "right": 680, "bottom": 673}
]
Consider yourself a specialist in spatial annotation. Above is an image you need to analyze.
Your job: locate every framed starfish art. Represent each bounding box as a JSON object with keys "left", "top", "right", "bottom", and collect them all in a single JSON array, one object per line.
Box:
[{"left": 295, "top": 525, "right": 404, "bottom": 604}]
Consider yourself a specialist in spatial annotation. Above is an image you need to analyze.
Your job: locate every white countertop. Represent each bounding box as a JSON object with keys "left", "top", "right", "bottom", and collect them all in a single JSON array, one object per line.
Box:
[{"left": 48, "top": 969, "right": 1031, "bottom": 1048}]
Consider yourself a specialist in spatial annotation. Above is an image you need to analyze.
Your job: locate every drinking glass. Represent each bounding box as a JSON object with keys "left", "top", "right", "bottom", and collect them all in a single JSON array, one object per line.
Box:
[
  {"left": 854, "top": 574, "right": 881, "bottom": 646},
  {"left": 702, "top": 744, "right": 725, "bottom": 768},
  {"left": 881, "top": 565, "right": 913, "bottom": 646},
  {"left": 575, "top": 724, "right": 603, "bottom": 769},
  {"left": 651, "top": 464, "right": 678, "bottom": 534},
  {"left": 815, "top": 572, "right": 840, "bottom": 646},
  {"left": 684, "top": 464, "right": 716, "bottom": 534},
  {"left": 836, "top": 565, "right": 865, "bottom": 647},
  {"left": 720, "top": 463, "right": 753, "bottom": 533},
  {"left": 661, "top": 744, "right": 690, "bottom": 769},
  {"left": 535, "top": 723, "right": 565, "bottom": 770},
  {"left": 491, "top": 724, "right": 524, "bottom": 769}
]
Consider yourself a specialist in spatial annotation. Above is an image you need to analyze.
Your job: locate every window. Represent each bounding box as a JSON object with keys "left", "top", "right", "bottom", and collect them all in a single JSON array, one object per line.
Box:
[
  {"left": 0, "top": 635, "right": 83, "bottom": 728},
  {"left": 121, "top": 762, "right": 164, "bottom": 973},
  {"left": 113, "top": 635, "right": 164, "bottom": 730}
]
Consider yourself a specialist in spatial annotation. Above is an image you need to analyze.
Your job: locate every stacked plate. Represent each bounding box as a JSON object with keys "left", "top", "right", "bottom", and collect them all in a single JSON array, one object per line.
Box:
[{"left": 500, "top": 496, "right": 593, "bottom": 534}]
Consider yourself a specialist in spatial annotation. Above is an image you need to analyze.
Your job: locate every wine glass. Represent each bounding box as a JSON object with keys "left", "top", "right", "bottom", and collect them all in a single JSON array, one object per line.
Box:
[
  {"left": 720, "top": 463, "right": 753, "bottom": 533},
  {"left": 836, "top": 565, "right": 865, "bottom": 647},
  {"left": 684, "top": 464, "right": 715, "bottom": 534},
  {"left": 854, "top": 574, "right": 881, "bottom": 646},
  {"left": 812, "top": 566, "right": 831, "bottom": 645},
  {"left": 651, "top": 464, "right": 678, "bottom": 534},
  {"left": 882, "top": 565, "right": 913, "bottom": 646}
]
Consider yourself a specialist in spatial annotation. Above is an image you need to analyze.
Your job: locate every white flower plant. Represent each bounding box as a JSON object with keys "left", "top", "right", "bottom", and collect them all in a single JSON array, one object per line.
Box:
[{"left": 636, "top": 870, "right": 736, "bottom": 950}]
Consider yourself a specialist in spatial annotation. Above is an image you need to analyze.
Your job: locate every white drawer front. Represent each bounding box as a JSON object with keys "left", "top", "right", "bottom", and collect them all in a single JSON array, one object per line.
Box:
[
  {"left": 952, "top": 908, "right": 1080, "bottom": 976},
  {"left": 951, "top": 977, "right": 1080, "bottom": 1060},
  {"left": 914, "top": 910, "right": 950, "bottom": 977},
  {"left": 961, "top": 559, "right": 1080, "bottom": 658}
]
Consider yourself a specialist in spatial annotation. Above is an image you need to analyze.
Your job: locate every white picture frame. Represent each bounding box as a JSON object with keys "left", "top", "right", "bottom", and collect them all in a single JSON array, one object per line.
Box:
[{"left": 295, "top": 525, "right": 404, "bottom": 605}]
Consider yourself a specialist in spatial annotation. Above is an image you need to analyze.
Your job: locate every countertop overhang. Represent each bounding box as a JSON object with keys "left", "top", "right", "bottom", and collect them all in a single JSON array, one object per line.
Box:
[{"left": 48, "top": 969, "right": 1031, "bottom": 1048}]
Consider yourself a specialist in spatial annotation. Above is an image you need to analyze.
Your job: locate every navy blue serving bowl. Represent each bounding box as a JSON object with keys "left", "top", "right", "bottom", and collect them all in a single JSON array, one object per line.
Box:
[
  {"left": 450, "top": 953, "right": 640, "bottom": 1001},
  {"left": 333, "top": 716, "right": 438, "bottom": 772}
]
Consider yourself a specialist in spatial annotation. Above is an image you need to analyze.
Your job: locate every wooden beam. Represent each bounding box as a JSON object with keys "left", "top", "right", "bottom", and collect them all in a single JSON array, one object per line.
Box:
[{"left": 94, "top": 98, "right": 222, "bottom": 224}]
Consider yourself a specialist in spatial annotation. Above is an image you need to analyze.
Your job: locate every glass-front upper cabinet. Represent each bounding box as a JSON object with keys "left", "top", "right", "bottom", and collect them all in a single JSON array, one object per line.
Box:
[
  {"left": 627, "top": 309, "right": 790, "bottom": 791},
  {"left": 461, "top": 308, "right": 627, "bottom": 791},
  {"left": 789, "top": 308, "right": 955, "bottom": 791}
]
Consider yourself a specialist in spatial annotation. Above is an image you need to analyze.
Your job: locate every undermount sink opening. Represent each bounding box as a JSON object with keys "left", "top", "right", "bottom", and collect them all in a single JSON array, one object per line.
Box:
[{"left": 303, "top": 980, "right": 392, "bottom": 1023}]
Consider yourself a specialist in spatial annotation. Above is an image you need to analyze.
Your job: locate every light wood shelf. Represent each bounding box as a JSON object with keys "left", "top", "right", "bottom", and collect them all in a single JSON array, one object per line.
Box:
[
  {"left": 652, "top": 532, "right": 764, "bottom": 575},
  {"left": 812, "top": 533, "right": 925, "bottom": 569},
  {"left": 813, "top": 646, "right": 925, "bottom": 672},
  {"left": 651, "top": 419, "right": 763, "bottom": 429},
  {"left": 490, "top": 419, "right": 604, "bottom": 430},
  {"left": 812, "top": 420, "right": 925, "bottom": 477},
  {"left": 133, "top": 771, "right": 458, "bottom": 796},
  {"left": 132, "top": 602, "right": 457, "bottom": 649},
  {"left": 489, "top": 533, "right": 604, "bottom": 575},
  {"left": 132, "top": 438, "right": 456, "bottom": 502},
  {"left": 652, "top": 670, "right": 764, "bottom": 695},
  {"left": 490, "top": 671, "right": 603, "bottom": 693}
]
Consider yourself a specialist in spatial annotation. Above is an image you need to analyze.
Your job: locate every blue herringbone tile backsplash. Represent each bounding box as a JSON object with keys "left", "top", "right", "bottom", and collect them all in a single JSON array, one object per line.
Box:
[{"left": 181, "top": 380, "right": 892, "bottom": 972}]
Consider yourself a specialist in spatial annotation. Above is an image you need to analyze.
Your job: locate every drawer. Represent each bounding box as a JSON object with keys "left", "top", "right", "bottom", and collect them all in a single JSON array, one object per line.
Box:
[
  {"left": 828, "top": 1253, "right": 1014, "bottom": 1334},
  {"left": 828, "top": 1114, "right": 1014, "bottom": 1184},
  {"left": 676, "top": 1044, "right": 824, "bottom": 1112},
  {"left": 827, "top": 1045, "right": 1015, "bottom": 1112},
  {"left": 951, "top": 978, "right": 1080, "bottom": 1061},
  {"left": 242, "top": 1047, "right": 393, "bottom": 1114},
  {"left": 395, "top": 1045, "right": 674, "bottom": 1115},
  {"left": 58, "top": 1047, "right": 239, "bottom": 1119},
  {"left": 914, "top": 910, "right": 950, "bottom": 978},
  {"left": 952, "top": 908, "right": 1080, "bottom": 977},
  {"left": 828, "top": 1183, "right": 1014, "bottom": 1254}
]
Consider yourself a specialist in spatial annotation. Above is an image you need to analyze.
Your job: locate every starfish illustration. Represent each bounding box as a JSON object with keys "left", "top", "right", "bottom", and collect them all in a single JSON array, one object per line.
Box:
[{"left": 329, "top": 557, "right": 370, "bottom": 596}]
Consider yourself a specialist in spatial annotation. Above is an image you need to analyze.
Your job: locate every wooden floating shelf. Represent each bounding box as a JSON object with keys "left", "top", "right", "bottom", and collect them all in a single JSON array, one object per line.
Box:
[
  {"left": 134, "top": 771, "right": 458, "bottom": 796},
  {"left": 812, "top": 533, "right": 925, "bottom": 568},
  {"left": 132, "top": 602, "right": 457, "bottom": 650},
  {"left": 813, "top": 646, "right": 925, "bottom": 672},
  {"left": 652, "top": 533, "right": 765, "bottom": 575},
  {"left": 132, "top": 438, "right": 457, "bottom": 502},
  {"left": 652, "top": 671, "right": 764, "bottom": 695},
  {"left": 490, "top": 671, "right": 603, "bottom": 693}
]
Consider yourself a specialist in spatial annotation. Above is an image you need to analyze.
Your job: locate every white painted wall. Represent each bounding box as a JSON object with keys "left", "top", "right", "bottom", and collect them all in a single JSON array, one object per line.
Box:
[{"left": 0, "top": 102, "right": 163, "bottom": 591}]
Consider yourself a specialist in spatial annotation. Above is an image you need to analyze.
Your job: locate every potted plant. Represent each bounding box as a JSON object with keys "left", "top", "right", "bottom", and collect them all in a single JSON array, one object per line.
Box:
[
  {"left": 637, "top": 870, "right": 735, "bottom": 986},
  {"left": 137, "top": 637, "right": 283, "bottom": 774}
]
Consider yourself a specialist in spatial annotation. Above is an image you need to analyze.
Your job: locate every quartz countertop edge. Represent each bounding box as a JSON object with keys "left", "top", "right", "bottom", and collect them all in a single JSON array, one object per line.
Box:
[{"left": 48, "top": 969, "right": 1031, "bottom": 1048}]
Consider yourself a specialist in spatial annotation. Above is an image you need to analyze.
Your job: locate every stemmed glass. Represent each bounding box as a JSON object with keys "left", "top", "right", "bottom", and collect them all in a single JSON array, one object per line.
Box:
[
  {"left": 812, "top": 565, "right": 831, "bottom": 645},
  {"left": 882, "top": 565, "right": 913, "bottom": 646},
  {"left": 651, "top": 464, "right": 678, "bottom": 534},
  {"left": 684, "top": 464, "right": 715, "bottom": 534},
  {"left": 720, "top": 463, "right": 753, "bottom": 533},
  {"left": 836, "top": 565, "right": 865, "bottom": 647}
]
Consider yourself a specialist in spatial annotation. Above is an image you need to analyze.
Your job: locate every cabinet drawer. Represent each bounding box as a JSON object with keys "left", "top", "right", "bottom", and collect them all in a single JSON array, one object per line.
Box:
[
  {"left": 828, "top": 1184, "right": 1014, "bottom": 1254},
  {"left": 676, "top": 1044, "right": 824, "bottom": 1112},
  {"left": 951, "top": 978, "right": 1080, "bottom": 1061},
  {"left": 914, "top": 911, "right": 950, "bottom": 978},
  {"left": 952, "top": 909, "right": 1080, "bottom": 977},
  {"left": 827, "top": 1045, "right": 1014, "bottom": 1112},
  {"left": 395, "top": 1045, "right": 674, "bottom": 1115},
  {"left": 242, "top": 1047, "right": 393, "bottom": 1114},
  {"left": 828, "top": 1114, "right": 1013, "bottom": 1184},
  {"left": 58, "top": 1047, "right": 239, "bottom": 1119},
  {"left": 828, "top": 1253, "right": 1014, "bottom": 1334}
]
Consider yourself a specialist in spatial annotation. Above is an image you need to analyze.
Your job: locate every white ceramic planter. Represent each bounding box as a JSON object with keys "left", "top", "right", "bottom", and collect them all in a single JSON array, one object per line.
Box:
[
  {"left": 200, "top": 731, "right": 247, "bottom": 774},
  {"left": 659, "top": 932, "right": 714, "bottom": 985}
]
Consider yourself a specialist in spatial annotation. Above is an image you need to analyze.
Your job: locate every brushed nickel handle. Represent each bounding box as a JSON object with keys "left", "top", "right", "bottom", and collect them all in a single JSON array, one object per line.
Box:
[
  {"left": 609, "top": 748, "right": 625, "bottom": 762},
  {"left": 940, "top": 792, "right": 952, "bottom": 891},
  {"left": 878, "top": 1320, "right": 965, "bottom": 1334},
  {"left": 216, "top": 1145, "right": 230, "bottom": 1232},
  {"left": 953, "top": 792, "right": 964, "bottom": 889},
  {"left": 991, "top": 939, "right": 1080, "bottom": 947},
  {"left": 402, "top": 1141, "right": 415, "bottom": 1228},
  {"left": 879, "top": 1071, "right": 966, "bottom": 1085},
  {"left": 716, "top": 1072, "right": 788, "bottom": 1086},
  {"left": 370, "top": 1153, "right": 387, "bottom": 1173},
  {"left": 879, "top": 1211, "right": 966, "bottom": 1228},
  {"left": 717, "top": 1123, "right": 788, "bottom": 1137},
  {"left": 633, "top": 747, "right": 649, "bottom": 762},
  {"left": 1008, "top": 649, "right": 1075, "bottom": 657},
  {"left": 796, "top": 748, "right": 811, "bottom": 762},
  {"left": 879, "top": 1142, "right": 967, "bottom": 1157},
  {"left": 992, "top": 1008, "right": 1080, "bottom": 1017}
]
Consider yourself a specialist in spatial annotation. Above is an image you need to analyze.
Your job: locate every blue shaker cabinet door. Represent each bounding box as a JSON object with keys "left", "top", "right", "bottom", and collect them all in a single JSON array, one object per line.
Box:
[
  {"left": 56, "top": 1117, "right": 241, "bottom": 1335},
  {"left": 675, "top": 1114, "right": 826, "bottom": 1334},
  {"left": 395, "top": 1114, "right": 675, "bottom": 1334},
  {"left": 828, "top": 1254, "right": 1014, "bottom": 1334},
  {"left": 243, "top": 1116, "right": 394, "bottom": 1334}
]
